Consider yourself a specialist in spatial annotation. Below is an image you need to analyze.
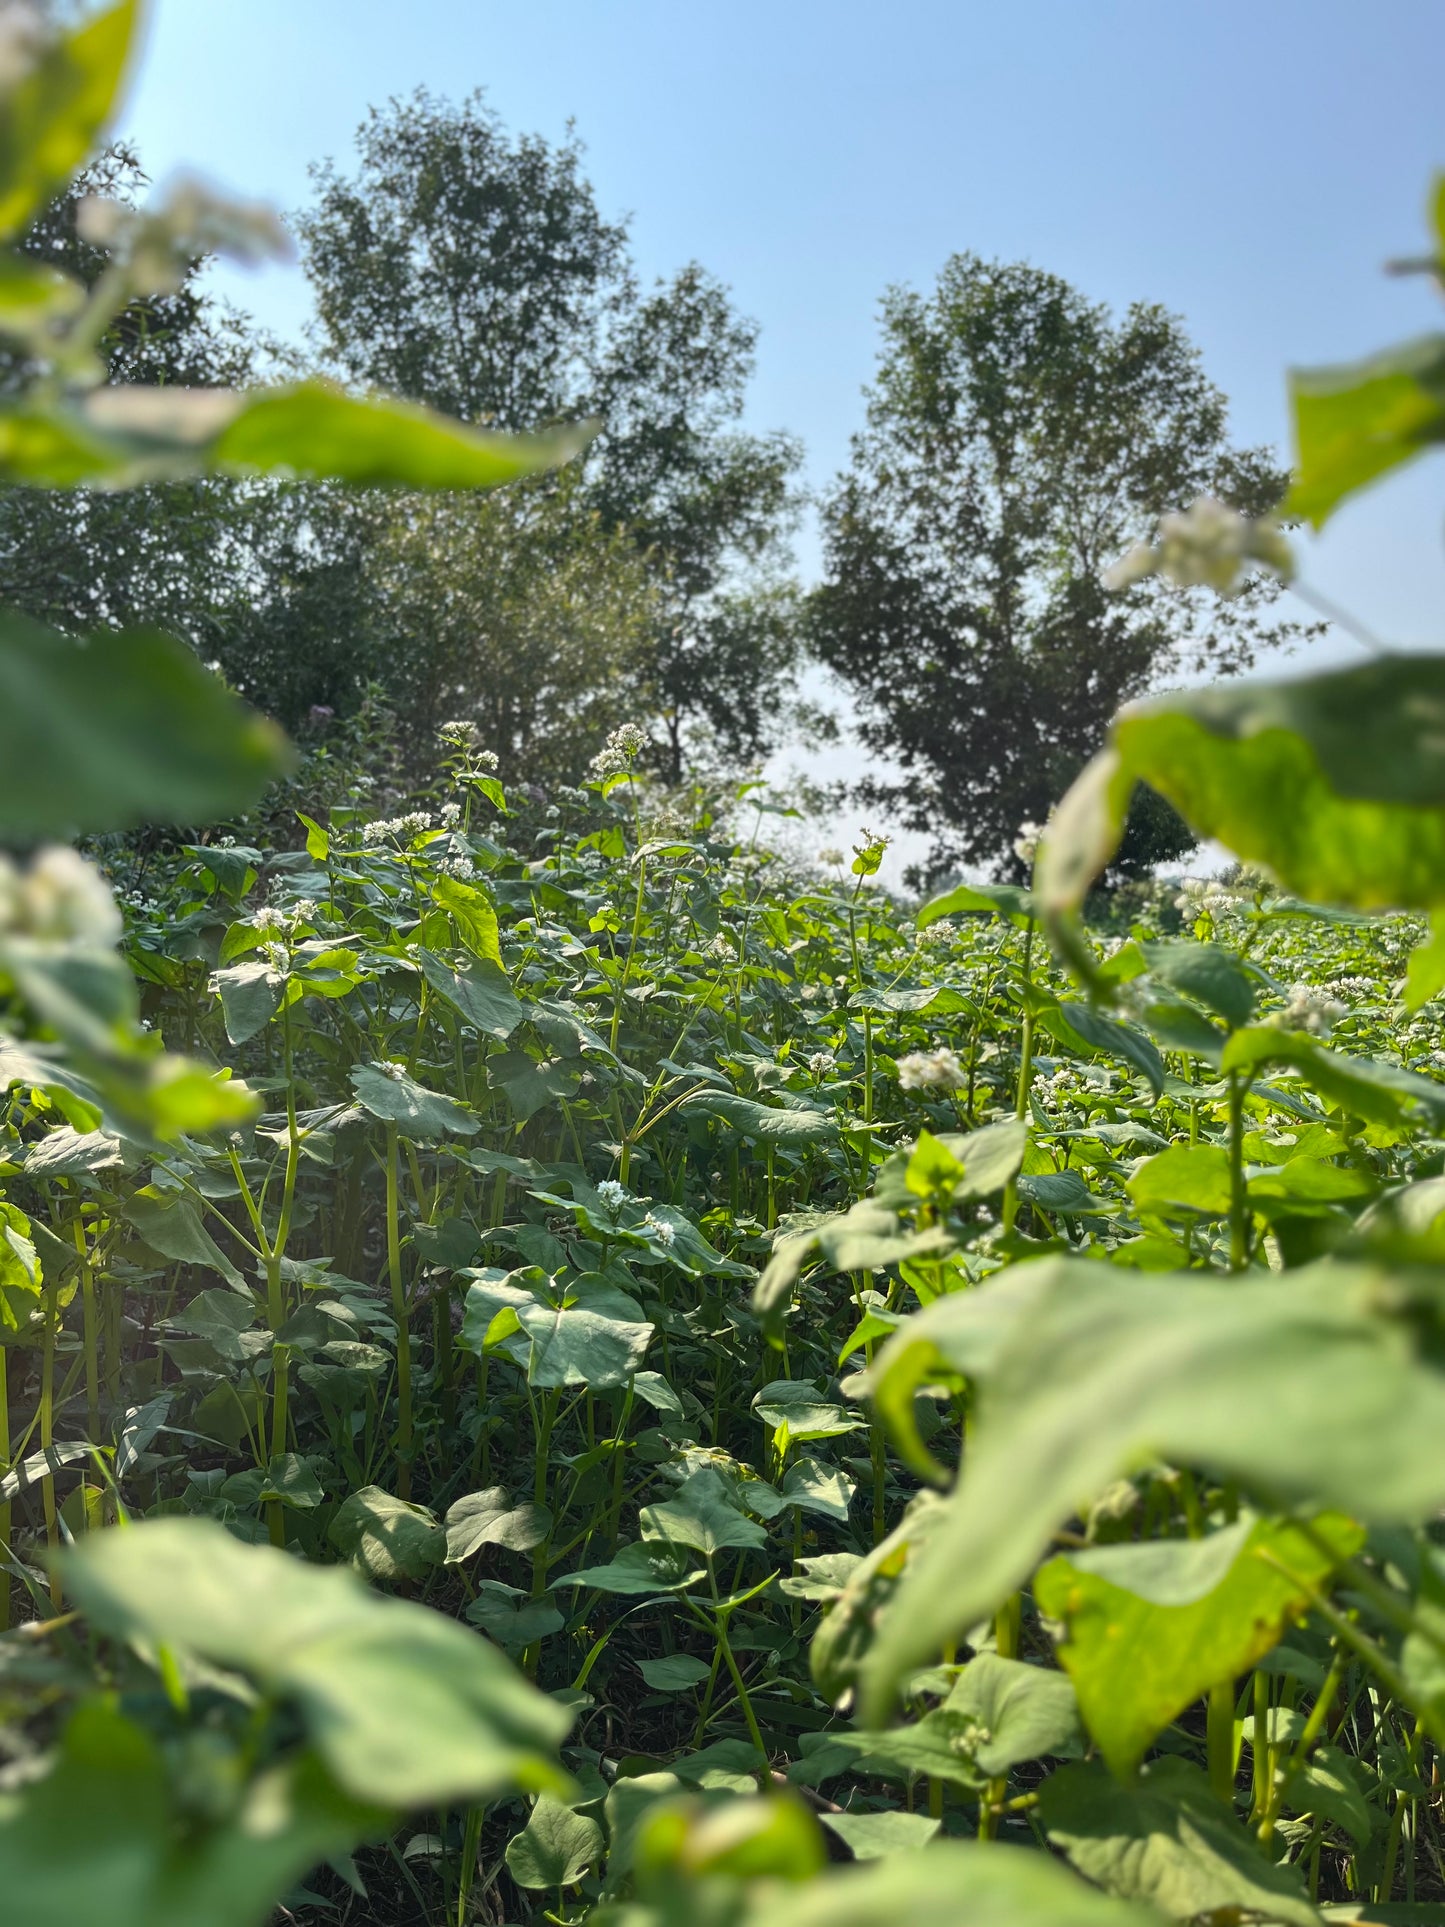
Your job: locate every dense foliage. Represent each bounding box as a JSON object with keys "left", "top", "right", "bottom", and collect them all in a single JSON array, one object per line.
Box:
[{"left": 14, "top": 10, "right": 1445, "bottom": 1927}]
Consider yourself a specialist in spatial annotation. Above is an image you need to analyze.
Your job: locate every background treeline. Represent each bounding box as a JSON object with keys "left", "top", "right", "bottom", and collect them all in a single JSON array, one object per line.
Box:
[{"left": 0, "top": 94, "right": 1311, "bottom": 879}]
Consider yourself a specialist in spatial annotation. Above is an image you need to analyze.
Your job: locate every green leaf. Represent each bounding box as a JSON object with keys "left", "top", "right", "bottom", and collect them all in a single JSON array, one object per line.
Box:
[
  {"left": 0, "top": 252, "right": 82, "bottom": 332},
  {"left": 779, "top": 1458, "right": 855, "bottom": 1524},
  {"left": 740, "top": 1836, "right": 1155, "bottom": 1927},
  {"left": 1043, "top": 1002, "right": 1165, "bottom": 1094},
  {"left": 1127, "top": 1144, "right": 1233, "bottom": 1219},
  {"left": 858, "top": 1259, "right": 1445, "bottom": 1719},
  {"left": 555, "top": 1540, "right": 705, "bottom": 1596},
  {"left": 1040, "top": 656, "right": 1445, "bottom": 917},
  {"left": 1287, "top": 334, "right": 1445, "bottom": 528},
  {"left": 640, "top": 1467, "right": 769, "bottom": 1557},
  {"left": 445, "top": 1488, "right": 551, "bottom": 1561},
  {"left": 0, "top": 1701, "right": 384, "bottom": 1927},
  {"left": 122, "top": 1188, "right": 244, "bottom": 1290},
  {"left": 679, "top": 1089, "right": 839, "bottom": 1142},
  {"left": 207, "top": 382, "right": 594, "bottom": 490},
  {"left": 516, "top": 1299, "right": 653, "bottom": 1391},
  {"left": 63, "top": 1518, "right": 572, "bottom": 1807},
  {"left": 504, "top": 1793, "right": 603, "bottom": 1890},
  {"left": 22, "top": 1126, "right": 120, "bottom": 1177},
  {"left": 430, "top": 876, "right": 501, "bottom": 964},
  {"left": 211, "top": 960, "right": 284, "bottom": 1045},
  {"left": 754, "top": 1198, "right": 953, "bottom": 1332},
  {"left": 0, "top": 615, "right": 289, "bottom": 838},
  {"left": 1406, "top": 911, "right": 1445, "bottom": 1011},
  {"left": 1222, "top": 1026, "right": 1445, "bottom": 1126},
  {"left": 0, "top": 1200, "right": 41, "bottom": 1330},
  {"left": 817, "top": 1810, "right": 941, "bottom": 1861},
  {"left": 419, "top": 949, "right": 522, "bottom": 1041},
  {"left": 297, "top": 811, "right": 330, "bottom": 860},
  {"left": 931, "top": 1118, "right": 1029, "bottom": 1203},
  {"left": 1139, "top": 940, "right": 1257, "bottom": 1029},
  {"left": 637, "top": 1653, "right": 713, "bottom": 1692},
  {"left": 1040, "top": 1759, "right": 1319, "bottom": 1926},
  {"left": 942, "top": 1652, "right": 1084, "bottom": 1776},
  {"left": 1035, "top": 1513, "right": 1363, "bottom": 1775},
  {"left": 917, "top": 880, "right": 1035, "bottom": 928},
  {"left": 752, "top": 1379, "right": 862, "bottom": 1451},
  {"left": 349, "top": 1062, "right": 478, "bottom": 1139},
  {"left": 329, "top": 1486, "right": 446, "bottom": 1583},
  {"left": 0, "top": 1, "right": 139, "bottom": 242},
  {"left": 1285, "top": 1744, "right": 1375, "bottom": 1846}
]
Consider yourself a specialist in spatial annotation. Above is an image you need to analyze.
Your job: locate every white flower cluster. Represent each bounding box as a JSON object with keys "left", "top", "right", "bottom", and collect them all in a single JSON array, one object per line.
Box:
[
  {"left": 438, "top": 720, "right": 481, "bottom": 750},
  {"left": 1105, "top": 496, "right": 1295, "bottom": 597},
  {"left": 1267, "top": 982, "right": 1348, "bottom": 1037},
  {"left": 919, "top": 918, "right": 957, "bottom": 946},
  {"left": 1013, "top": 820, "right": 1044, "bottom": 865},
  {"left": 442, "top": 856, "right": 477, "bottom": 881},
  {"left": 260, "top": 941, "right": 289, "bottom": 971},
  {"left": 1174, "top": 877, "right": 1235, "bottom": 917},
  {"left": 807, "top": 1051, "right": 836, "bottom": 1077},
  {"left": 896, "top": 1044, "right": 966, "bottom": 1092},
  {"left": 362, "top": 812, "right": 433, "bottom": 844},
  {"left": 1333, "top": 974, "right": 1378, "bottom": 1000},
  {"left": 77, "top": 175, "right": 290, "bottom": 299},
  {"left": 377, "top": 1060, "right": 409, "bottom": 1082},
  {"left": 0, "top": 847, "right": 122, "bottom": 947},
  {"left": 596, "top": 1179, "right": 629, "bottom": 1211},
  {"left": 439, "top": 802, "right": 462, "bottom": 829},
  {"left": 643, "top": 1212, "right": 676, "bottom": 1248},
  {"left": 254, "top": 898, "right": 318, "bottom": 939},
  {"left": 589, "top": 723, "right": 647, "bottom": 779},
  {"left": 817, "top": 847, "right": 844, "bottom": 867}
]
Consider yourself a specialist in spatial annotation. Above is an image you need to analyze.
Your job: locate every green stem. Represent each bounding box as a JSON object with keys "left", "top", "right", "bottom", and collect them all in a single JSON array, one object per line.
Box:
[
  {"left": 385, "top": 1122, "right": 412, "bottom": 1500},
  {"left": 1208, "top": 1679, "right": 1237, "bottom": 1804},
  {"left": 1227, "top": 1070, "right": 1249, "bottom": 1272}
]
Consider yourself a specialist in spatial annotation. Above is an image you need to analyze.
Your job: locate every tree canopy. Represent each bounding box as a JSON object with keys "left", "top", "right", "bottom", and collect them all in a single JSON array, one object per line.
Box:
[
  {"left": 297, "top": 91, "right": 804, "bottom": 775},
  {"left": 810, "top": 254, "right": 1308, "bottom": 881}
]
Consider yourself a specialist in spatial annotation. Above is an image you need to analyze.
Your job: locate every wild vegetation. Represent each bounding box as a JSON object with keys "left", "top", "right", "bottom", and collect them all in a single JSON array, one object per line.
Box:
[{"left": 8, "top": 9, "right": 1445, "bottom": 1927}]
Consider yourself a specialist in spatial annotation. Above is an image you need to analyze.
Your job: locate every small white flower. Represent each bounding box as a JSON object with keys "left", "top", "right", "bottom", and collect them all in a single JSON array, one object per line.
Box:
[
  {"left": 896, "top": 1045, "right": 966, "bottom": 1092},
  {"left": 252, "top": 905, "right": 285, "bottom": 932},
  {"left": 289, "top": 898, "right": 317, "bottom": 924},
  {"left": 439, "top": 802, "right": 462, "bottom": 829},
  {"left": 589, "top": 722, "right": 648, "bottom": 780},
  {"left": 377, "top": 1060, "right": 408, "bottom": 1082},
  {"left": 920, "top": 918, "right": 957, "bottom": 946},
  {"left": 261, "top": 941, "right": 289, "bottom": 971},
  {"left": 12, "top": 848, "right": 123, "bottom": 946},
  {"left": 1267, "top": 982, "right": 1348, "bottom": 1038},
  {"left": 807, "top": 1051, "right": 836, "bottom": 1077},
  {"left": 439, "top": 720, "right": 481, "bottom": 750},
  {"left": 596, "top": 1179, "right": 629, "bottom": 1211},
  {"left": 1105, "top": 496, "right": 1294, "bottom": 597},
  {"left": 1013, "top": 820, "right": 1044, "bottom": 865},
  {"left": 442, "top": 856, "right": 477, "bottom": 880},
  {"left": 643, "top": 1213, "right": 676, "bottom": 1248}
]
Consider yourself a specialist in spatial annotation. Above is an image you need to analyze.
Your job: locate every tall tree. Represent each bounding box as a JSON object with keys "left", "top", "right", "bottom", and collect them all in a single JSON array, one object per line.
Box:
[
  {"left": 363, "top": 477, "right": 658, "bottom": 785},
  {"left": 297, "top": 93, "right": 804, "bottom": 774},
  {"left": 811, "top": 255, "right": 1307, "bottom": 881}
]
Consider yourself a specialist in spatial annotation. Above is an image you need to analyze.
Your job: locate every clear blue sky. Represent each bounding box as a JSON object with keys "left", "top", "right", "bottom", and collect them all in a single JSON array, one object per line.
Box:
[{"left": 117, "top": 0, "right": 1445, "bottom": 867}]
